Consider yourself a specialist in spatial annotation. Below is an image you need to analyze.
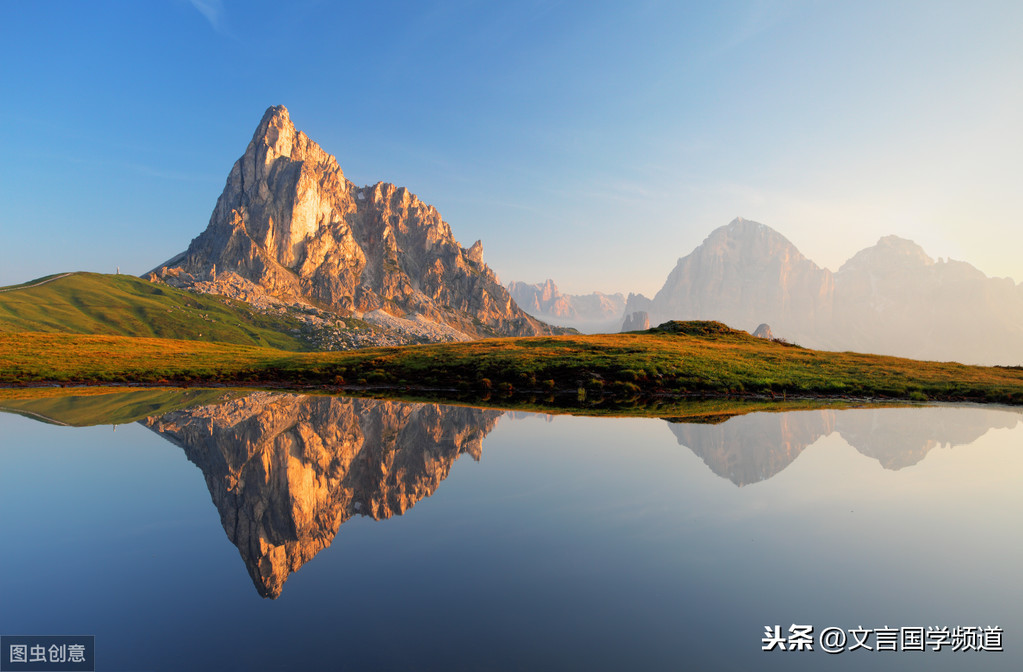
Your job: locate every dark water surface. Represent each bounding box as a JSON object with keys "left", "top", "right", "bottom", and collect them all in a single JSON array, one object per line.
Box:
[{"left": 1, "top": 391, "right": 1020, "bottom": 671}]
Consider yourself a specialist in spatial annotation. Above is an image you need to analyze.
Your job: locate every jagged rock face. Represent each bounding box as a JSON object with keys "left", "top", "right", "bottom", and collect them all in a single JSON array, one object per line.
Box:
[
  {"left": 620, "top": 311, "right": 650, "bottom": 331},
  {"left": 626, "top": 218, "right": 834, "bottom": 346},
  {"left": 507, "top": 278, "right": 625, "bottom": 325},
  {"left": 151, "top": 106, "right": 552, "bottom": 339},
  {"left": 508, "top": 279, "right": 571, "bottom": 316},
  {"left": 143, "top": 392, "right": 502, "bottom": 598},
  {"left": 667, "top": 406, "right": 1020, "bottom": 486},
  {"left": 752, "top": 323, "right": 773, "bottom": 339}
]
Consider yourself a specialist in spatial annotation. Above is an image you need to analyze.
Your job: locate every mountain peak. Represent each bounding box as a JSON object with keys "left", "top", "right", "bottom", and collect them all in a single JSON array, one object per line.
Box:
[
  {"left": 839, "top": 235, "right": 933, "bottom": 273},
  {"left": 246, "top": 104, "right": 313, "bottom": 168},
  {"left": 704, "top": 217, "right": 802, "bottom": 257},
  {"left": 149, "top": 106, "right": 555, "bottom": 340},
  {"left": 635, "top": 217, "right": 832, "bottom": 340},
  {"left": 253, "top": 105, "right": 294, "bottom": 141},
  {"left": 876, "top": 235, "right": 928, "bottom": 254},
  {"left": 726, "top": 216, "right": 764, "bottom": 230},
  {"left": 260, "top": 104, "right": 291, "bottom": 126}
]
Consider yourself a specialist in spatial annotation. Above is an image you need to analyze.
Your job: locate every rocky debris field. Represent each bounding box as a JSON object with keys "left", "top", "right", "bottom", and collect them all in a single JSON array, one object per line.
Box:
[{"left": 167, "top": 271, "right": 471, "bottom": 351}]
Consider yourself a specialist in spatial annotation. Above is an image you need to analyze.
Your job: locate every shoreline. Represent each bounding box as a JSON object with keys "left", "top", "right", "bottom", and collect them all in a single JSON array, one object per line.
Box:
[{"left": 4, "top": 380, "right": 1020, "bottom": 423}]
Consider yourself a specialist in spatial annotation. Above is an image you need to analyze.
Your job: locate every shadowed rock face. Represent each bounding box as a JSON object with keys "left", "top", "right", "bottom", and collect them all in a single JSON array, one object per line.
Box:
[
  {"left": 150, "top": 106, "right": 552, "bottom": 339},
  {"left": 668, "top": 406, "right": 1021, "bottom": 486},
  {"left": 143, "top": 393, "right": 502, "bottom": 598}
]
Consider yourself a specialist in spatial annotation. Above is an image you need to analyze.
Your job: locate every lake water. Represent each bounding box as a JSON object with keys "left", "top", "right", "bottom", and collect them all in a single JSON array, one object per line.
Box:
[{"left": 0, "top": 391, "right": 1020, "bottom": 671}]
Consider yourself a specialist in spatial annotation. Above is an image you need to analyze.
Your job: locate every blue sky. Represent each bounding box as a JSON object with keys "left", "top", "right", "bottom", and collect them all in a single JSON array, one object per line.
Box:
[{"left": 2, "top": 0, "right": 1021, "bottom": 295}]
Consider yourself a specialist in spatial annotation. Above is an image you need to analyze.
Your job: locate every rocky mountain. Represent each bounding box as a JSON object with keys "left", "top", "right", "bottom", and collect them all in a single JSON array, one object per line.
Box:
[
  {"left": 507, "top": 278, "right": 625, "bottom": 330},
  {"left": 831, "top": 235, "right": 1023, "bottom": 363},
  {"left": 620, "top": 311, "right": 650, "bottom": 331},
  {"left": 625, "top": 218, "right": 833, "bottom": 346},
  {"left": 143, "top": 392, "right": 502, "bottom": 598},
  {"left": 626, "top": 217, "right": 1023, "bottom": 365},
  {"left": 150, "top": 106, "right": 554, "bottom": 340}
]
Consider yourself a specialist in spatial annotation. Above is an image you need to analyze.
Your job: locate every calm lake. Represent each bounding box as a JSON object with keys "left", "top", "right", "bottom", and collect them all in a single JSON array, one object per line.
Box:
[{"left": 1, "top": 390, "right": 1020, "bottom": 671}]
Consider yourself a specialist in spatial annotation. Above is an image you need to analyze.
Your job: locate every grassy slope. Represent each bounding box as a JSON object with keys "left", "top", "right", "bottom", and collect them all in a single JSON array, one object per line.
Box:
[
  {"left": 2, "top": 322, "right": 1022, "bottom": 405},
  {"left": 0, "top": 272, "right": 310, "bottom": 350}
]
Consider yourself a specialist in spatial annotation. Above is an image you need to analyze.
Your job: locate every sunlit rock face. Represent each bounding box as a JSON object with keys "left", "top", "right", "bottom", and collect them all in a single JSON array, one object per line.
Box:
[
  {"left": 150, "top": 106, "right": 552, "bottom": 339},
  {"left": 143, "top": 393, "right": 501, "bottom": 598},
  {"left": 668, "top": 406, "right": 1022, "bottom": 486}
]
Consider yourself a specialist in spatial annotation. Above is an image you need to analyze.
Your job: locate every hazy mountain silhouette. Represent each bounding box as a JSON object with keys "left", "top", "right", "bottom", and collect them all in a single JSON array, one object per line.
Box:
[
  {"left": 507, "top": 278, "right": 625, "bottom": 331},
  {"left": 624, "top": 218, "right": 1023, "bottom": 365},
  {"left": 668, "top": 405, "right": 1021, "bottom": 486}
]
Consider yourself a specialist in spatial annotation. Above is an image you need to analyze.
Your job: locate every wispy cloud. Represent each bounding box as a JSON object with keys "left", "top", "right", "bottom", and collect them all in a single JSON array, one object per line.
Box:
[
  {"left": 712, "top": 0, "right": 794, "bottom": 57},
  {"left": 189, "top": 0, "right": 226, "bottom": 33}
]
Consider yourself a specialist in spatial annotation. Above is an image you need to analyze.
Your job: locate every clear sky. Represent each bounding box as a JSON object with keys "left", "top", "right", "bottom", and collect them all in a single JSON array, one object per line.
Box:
[{"left": 2, "top": 0, "right": 1021, "bottom": 295}]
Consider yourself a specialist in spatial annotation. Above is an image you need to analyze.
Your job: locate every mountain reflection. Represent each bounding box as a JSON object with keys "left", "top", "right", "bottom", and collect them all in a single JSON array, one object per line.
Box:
[
  {"left": 142, "top": 393, "right": 501, "bottom": 598},
  {"left": 2, "top": 389, "right": 1019, "bottom": 597},
  {"left": 668, "top": 405, "right": 1022, "bottom": 486}
]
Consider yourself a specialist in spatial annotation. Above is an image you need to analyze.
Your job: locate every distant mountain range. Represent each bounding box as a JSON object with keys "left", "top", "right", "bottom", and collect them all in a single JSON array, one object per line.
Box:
[
  {"left": 621, "top": 218, "right": 1023, "bottom": 365},
  {"left": 506, "top": 279, "right": 624, "bottom": 330},
  {"left": 101, "top": 106, "right": 1023, "bottom": 362},
  {"left": 149, "top": 106, "right": 557, "bottom": 341},
  {"left": 5, "top": 105, "right": 1017, "bottom": 363},
  {"left": 669, "top": 405, "right": 1021, "bottom": 486}
]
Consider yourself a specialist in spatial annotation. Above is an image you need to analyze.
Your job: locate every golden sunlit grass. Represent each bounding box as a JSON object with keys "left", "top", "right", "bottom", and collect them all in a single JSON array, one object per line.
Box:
[{"left": 3, "top": 321, "right": 1022, "bottom": 407}]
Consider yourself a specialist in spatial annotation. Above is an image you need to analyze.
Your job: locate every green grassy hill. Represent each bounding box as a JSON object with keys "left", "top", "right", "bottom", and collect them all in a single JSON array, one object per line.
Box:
[{"left": 0, "top": 272, "right": 310, "bottom": 350}]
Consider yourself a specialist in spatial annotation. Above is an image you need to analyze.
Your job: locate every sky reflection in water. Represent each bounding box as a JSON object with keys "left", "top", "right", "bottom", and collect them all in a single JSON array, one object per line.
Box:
[{"left": 0, "top": 393, "right": 1020, "bottom": 671}]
